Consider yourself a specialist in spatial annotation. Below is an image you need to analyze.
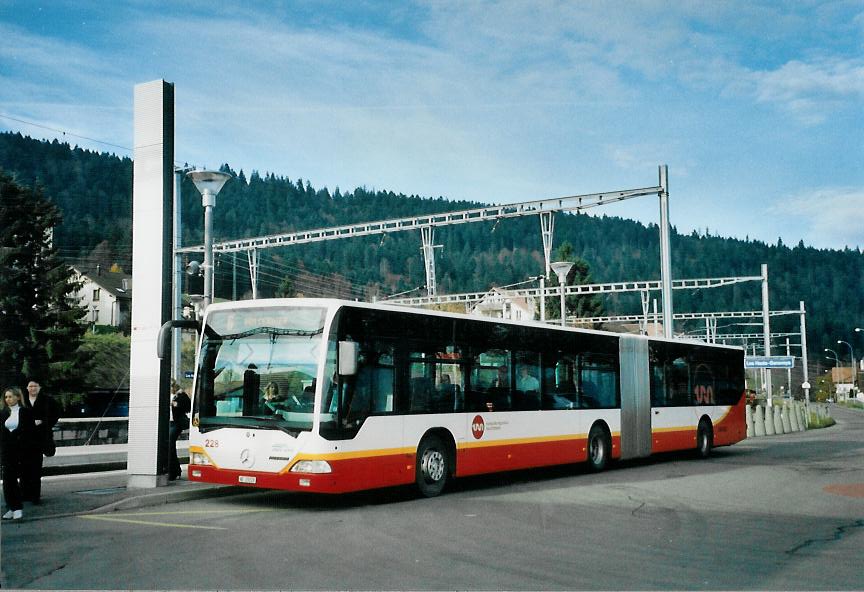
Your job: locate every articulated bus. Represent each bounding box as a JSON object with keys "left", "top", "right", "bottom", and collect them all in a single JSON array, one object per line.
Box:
[{"left": 178, "top": 298, "right": 745, "bottom": 497}]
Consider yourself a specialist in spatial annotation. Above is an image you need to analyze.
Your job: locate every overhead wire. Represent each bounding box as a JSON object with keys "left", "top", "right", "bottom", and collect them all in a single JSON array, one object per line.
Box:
[{"left": 0, "top": 114, "right": 200, "bottom": 170}]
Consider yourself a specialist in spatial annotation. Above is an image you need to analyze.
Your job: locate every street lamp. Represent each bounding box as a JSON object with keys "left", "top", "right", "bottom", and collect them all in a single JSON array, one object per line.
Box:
[
  {"left": 550, "top": 261, "right": 574, "bottom": 327},
  {"left": 825, "top": 348, "right": 839, "bottom": 367},
  {"left": 187, "top": 170, "right": 232, "bottom": 310},
  {"left": 838, "top": 339, "right": 856, "bottom": 390}
]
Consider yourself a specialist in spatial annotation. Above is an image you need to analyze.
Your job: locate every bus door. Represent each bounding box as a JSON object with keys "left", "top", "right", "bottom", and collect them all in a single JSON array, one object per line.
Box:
[{"left": 619, "top": 335, "right": 651, "bottom": 459}]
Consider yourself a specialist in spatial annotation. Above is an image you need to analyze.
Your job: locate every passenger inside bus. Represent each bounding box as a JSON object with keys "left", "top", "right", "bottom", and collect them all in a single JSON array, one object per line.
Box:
[
  {"left": 515, "top": 366, "right": 540, "bottom": 410},
  {"left": 485, "top": 366, "right": 512, "bottom": 411},
  {"left": 260, "top": 381, "right": 283, "bottom": 414}
]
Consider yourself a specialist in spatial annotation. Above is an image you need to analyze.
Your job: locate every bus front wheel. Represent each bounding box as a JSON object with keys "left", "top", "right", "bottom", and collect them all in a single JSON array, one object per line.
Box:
[
  {"left": 416, "top": 435, "right": 449, "bottom": 497},
  {"left": 587, "top": 424, "right": 610, "bottom": 472}
]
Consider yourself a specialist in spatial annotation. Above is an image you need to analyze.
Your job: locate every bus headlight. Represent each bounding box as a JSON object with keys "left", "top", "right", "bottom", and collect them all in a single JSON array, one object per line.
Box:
[
  {"left": 289, "top": 460, "right": 332, "bottom": 474},
  {"left": 191, "top": 452, "right": 211, "bottom": 466}
]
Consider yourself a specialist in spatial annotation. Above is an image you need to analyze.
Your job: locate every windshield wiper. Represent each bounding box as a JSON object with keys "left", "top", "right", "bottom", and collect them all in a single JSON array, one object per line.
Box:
[{"left": 219, "top": 326, "right": 323, "bottom": 341}]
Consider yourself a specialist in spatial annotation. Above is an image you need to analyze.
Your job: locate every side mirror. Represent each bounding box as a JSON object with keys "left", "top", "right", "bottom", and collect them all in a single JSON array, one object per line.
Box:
[
  {"left": 157, "top": 319, "right": 202, "bottom": 359},
  {"left": 338, "top": 341, "right": 359, "bottom": 376}
]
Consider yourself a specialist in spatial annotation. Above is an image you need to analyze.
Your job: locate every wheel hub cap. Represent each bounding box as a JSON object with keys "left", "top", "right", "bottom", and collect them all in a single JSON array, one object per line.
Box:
[{"left": 422, "top": 450, "right": 445, "bottom": 482}]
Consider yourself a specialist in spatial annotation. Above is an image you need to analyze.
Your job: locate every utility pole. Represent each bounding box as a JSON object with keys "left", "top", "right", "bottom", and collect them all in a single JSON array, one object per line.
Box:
[
  {"left": 658, "top": 165, "right": 673, "bottom": 338},
  {"left": 761, "top": 264, "right": 773, "bottom": 406}
]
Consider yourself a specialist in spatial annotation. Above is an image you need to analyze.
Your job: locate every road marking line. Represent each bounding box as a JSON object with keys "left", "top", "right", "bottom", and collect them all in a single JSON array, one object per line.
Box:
[
  {"left": 80, "top": 515, "right": 227, "bottom": 530},
  {"left": 78, "top": 508, "right": 273, "bottom": 530},
  {"left": 110, "top": 509, "right": 273, "bottom": 516}
]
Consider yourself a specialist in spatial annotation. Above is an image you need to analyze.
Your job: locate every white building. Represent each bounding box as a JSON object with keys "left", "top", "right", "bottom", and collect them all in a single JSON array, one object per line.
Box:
[
  {"left": 71, "top": 266, "right": 132, "bottom": 331},
  {"left": 471, "top": 288, "right": 536, "bottom": 321}
]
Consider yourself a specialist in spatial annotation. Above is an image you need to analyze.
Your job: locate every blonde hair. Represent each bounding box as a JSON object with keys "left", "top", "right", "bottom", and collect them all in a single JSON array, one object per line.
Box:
[{"left": 4, "top": 386, "right": 23, "bottom": 407}]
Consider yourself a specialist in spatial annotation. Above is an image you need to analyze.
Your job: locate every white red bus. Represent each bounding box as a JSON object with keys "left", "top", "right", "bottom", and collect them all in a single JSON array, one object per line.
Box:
[{"left": 179, "top": 298, "right": 745, "bottom": 496}]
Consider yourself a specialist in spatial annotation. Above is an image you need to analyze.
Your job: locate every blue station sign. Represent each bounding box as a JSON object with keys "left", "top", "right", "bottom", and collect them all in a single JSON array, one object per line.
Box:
[{"left": 744, "top": 356, "right": 795, "bottom": 369}]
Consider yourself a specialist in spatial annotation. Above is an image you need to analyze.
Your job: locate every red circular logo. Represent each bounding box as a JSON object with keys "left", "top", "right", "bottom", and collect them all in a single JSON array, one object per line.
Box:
[{"left": 472, "top": 415, "right": 485, "bottom": 440}]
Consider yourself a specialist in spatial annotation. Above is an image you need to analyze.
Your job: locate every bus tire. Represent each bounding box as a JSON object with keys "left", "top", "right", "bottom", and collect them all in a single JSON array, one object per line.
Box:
[
  {"left": 416, "top": 434, "right": 449, "bottom": 497},
  {"left": 696, "top": 419, "right": 713, "bottom": 459},
  {"left": 587, "top": 423, "right": 610, "bottom": 472}
]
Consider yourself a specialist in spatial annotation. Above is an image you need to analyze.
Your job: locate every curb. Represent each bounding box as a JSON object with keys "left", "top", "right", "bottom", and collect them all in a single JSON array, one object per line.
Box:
[{"left": 85, "top": 483, "right": 253, "bottom": 514}]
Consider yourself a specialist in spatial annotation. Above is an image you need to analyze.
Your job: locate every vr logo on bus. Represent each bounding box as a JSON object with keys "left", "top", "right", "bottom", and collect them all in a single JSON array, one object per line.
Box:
[{"left": 472, "top": 415, "right": 485, "bottom": 440}]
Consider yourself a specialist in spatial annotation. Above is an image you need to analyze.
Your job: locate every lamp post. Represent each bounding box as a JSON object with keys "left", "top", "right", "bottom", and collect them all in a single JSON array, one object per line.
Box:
[
  {"left": 187, "top": 170, "right": 232, "bottom": 310},
  {"left": 838, "top": 339, "right": 856, "bottom": 392},
  {"left": 550, "top": 261, "right": 574, "bottom": 327},
  {"left": 825, "top": 348, "right": 839, "bottom": 367}
]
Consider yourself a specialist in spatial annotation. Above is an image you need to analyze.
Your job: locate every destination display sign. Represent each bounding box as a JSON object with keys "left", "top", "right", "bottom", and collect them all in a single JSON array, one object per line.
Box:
[{"left": 744, "top": 356, "right": 795, "bottom": 369}]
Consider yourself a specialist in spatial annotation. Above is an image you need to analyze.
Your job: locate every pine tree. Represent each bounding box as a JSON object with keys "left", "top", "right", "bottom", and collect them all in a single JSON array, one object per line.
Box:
[
  {"left": 0, "top": 170, "right": 88, "bottom": 390},
  {"left": 546, "top": 241, "right": 604, "bottom": 320}
]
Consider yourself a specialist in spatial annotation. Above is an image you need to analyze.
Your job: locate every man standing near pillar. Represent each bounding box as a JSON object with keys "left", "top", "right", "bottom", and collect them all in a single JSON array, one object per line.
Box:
[{"left": 22, "top": 379, "right": 58, "bottom": 504}]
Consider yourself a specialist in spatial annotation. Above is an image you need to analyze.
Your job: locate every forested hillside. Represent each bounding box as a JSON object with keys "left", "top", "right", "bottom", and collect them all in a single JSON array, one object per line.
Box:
[{"left": 1, "top": 131, "right": 861, "bottom": 361}]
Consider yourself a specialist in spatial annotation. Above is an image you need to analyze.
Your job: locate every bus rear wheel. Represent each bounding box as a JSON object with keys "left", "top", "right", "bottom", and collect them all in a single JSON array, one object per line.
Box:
[
  {"left": 416, "top": 435, "right": 449, "bottom": 497},
  {"left": 696, "top": 420, "right": 713, "bottom": 459},
  {"left": 587, "top": 424, "right": 610, "bottom": 472}
]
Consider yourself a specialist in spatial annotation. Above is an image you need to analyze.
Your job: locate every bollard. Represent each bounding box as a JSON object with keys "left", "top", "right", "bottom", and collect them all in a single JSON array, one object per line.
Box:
[
  {"left": 746, "top": 405, "right": 754, "bottom": 438},
  {"left": 781, "top": 403, "right": 792, "bottom": 433},
  {"left": 789, "top": 401, "right": 800, "bottom": 432},
  {"left": 800, "top": 403, "right": 808, "bottom": 430},
  {"left": 773, "top": 405, "right": 784, "bottom": 434},
  {"left": 764, "top": 404, "right": 775, "bottom": 435},
  {"left": 754, "top": 405, "right": 766, "bottom": 437}
]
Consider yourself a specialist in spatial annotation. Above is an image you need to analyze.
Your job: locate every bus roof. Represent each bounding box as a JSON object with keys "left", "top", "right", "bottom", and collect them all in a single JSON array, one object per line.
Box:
[{"left": 202, "top": 297, "right": 744, "bottom": 352}]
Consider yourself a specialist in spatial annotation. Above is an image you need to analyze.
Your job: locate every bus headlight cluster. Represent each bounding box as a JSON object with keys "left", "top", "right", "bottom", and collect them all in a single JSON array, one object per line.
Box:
[
  {"left": 289, "top": 460, "right": 332, "bottom": 474},
  {"left": 191, "top": 452, "right": 212, "bottom": 466}
]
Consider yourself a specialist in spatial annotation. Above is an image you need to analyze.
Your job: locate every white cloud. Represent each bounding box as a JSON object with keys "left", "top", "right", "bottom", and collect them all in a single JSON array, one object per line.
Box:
[
  {"left": 745, "top": 57, "right": 864, "bottom": 124},
  {"left": 0, "top": 1, "right": 861, "bottom": 250},
  {"left": 772, "top": 188, "right": 864, "bottom": 249}
]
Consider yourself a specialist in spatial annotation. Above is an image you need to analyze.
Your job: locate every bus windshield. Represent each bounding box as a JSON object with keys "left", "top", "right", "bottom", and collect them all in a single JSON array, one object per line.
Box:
[{"left": 194, "top": 306, "right": 327, "bottom": 436}]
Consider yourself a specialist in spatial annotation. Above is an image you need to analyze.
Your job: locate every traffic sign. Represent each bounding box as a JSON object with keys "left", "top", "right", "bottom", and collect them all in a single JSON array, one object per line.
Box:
[{"left": 744, "top": 356, "right": 795, "bottom": 369}]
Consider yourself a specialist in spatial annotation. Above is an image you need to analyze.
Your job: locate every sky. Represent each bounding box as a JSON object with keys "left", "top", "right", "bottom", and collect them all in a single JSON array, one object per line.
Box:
[{"left": 1, "top": 0, "right": 862, "bottom": 251}]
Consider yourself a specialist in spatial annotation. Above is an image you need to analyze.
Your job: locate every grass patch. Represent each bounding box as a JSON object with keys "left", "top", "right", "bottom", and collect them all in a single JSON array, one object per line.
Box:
[
  {"left": 808, "top": 413, "right": 836, "bottom": 428},
  {"left": 837, "top": 400, "right": 864, "bottom": 410}
]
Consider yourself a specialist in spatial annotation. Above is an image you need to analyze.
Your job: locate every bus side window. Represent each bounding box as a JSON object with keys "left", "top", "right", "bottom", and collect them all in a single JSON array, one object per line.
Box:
[
  {"left": 581, "top": 354, "right": 618, "bottom": 409},
  {"left": 649, "top": 343, "right": 667, "bottom": 407},
  {"left": 371, "top": 367, "right": 394, "bottom": 413},
  {"left": 692, "top": 362, "right": 715, "bottom": 405},
  {"left": 514, "top": 353, "right": 541, "bottom": 411},
  {"left": 650, "top": 363, "right": 667, "bottom": 407},
  {"left": 668, "top": 357, "right": 690, "bottom": 406},
  {"left": 409, "top": 376, "right": 434, "bottom": 412}
]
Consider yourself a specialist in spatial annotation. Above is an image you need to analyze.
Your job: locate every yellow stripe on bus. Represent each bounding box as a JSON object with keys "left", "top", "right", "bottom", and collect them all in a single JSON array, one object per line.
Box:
[{"left": 458, "top": 433, "right": 588, "bottom": 450}]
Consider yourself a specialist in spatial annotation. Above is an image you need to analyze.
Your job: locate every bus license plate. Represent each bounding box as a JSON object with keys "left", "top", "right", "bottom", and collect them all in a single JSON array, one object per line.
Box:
[{"left": 238, "top": 475, "right": 256, "bottom": 484}]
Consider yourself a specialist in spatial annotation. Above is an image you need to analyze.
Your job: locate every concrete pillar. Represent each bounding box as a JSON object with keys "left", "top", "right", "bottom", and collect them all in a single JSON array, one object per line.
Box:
[
  {"left": 781, "top": 403, "right": 792, "bottom": 433},
  {"left": 789, "top": 402, "right": 800, "bottom": 432},
  {"left": 754, "top": 405, "right": 766, "bottom": 436},
  {"left": 773, "top": 405, "right": 784, "bottom": 434},
  {"left": 799, "top": 402, "right": 808, "bottom": 430},
  {"left": 128, "top": 80, "right": 175, "bottom": 488},
  {"left": 757, "top": 405, "right": 774, "bottom": 436},
  {"left": 746, "top": 404, "right": 754, "bottom": 438}
]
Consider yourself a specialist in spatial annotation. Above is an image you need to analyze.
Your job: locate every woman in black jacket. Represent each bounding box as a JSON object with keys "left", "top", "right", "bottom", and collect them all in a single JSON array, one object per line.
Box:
[
  {"left": 22, "top": 379, "right": 58, "bottom": 504},
  {"left": 2, "top": 386, "right": 35, "bottom": 520}
]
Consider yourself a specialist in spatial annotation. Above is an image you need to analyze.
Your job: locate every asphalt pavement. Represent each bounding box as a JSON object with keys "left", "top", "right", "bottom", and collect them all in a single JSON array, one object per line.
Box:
[
  {"left": 14, "top": 441, "right": 252, "bottom": 522},
  {"left": 12, "top": 403, "right": 847, "bottom": 524}
]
